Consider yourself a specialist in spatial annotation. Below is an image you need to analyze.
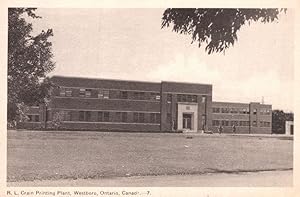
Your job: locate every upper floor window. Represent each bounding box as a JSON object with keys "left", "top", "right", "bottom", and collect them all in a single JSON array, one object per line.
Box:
[
  {"left": 192, "top": 95, "right": 197, "bottom": 102},
  {"left": 98, "top": 89, "right": 109, "bottom": 99},
  {"left": 80, "top": 89, "right": 92, "bottom": 97},
  {"left": 201, "top": 96, "right": 206, "bottom": 103},
  {"left": 79, "top": 89, "right": 86, "bottom": 97},
  {"left": 253, "top": 109, "right": 257, "bottom": 115},
  {"left": 213, "top": 108, "right": 220, "bottom": 113},
  {"left": 59, "top": 88, "right": 66, "bottom": 96},
  {"left": 167, "top": 94, "right": 172, "bottom": 103},
  {"left": 221, "top": 108, "right": 230, "bottom": 113},
  {"left": 65, "top": 89, "right": 72, "bottom": 97},
  {"left": 133, "top": 92, "right": 145, "bottom": 100},
  {"left": 231, "top": 108, "right": 238, "bottom": 113},
  {"left": 177, "top": 94, "right": 197, "bottom": 103},
  {"left": 120, "top": 91, "right": 128, "bottom": 99}
]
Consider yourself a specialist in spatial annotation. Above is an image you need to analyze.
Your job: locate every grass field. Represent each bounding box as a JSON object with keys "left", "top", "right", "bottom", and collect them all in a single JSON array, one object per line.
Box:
[{"left": 7, "top": 130, "right": 293, "bottom": 182}]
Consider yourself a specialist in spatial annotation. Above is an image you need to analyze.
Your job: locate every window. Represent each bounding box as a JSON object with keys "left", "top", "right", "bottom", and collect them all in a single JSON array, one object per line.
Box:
[
  {"left": 85, "top": 89, "right": 92, "bottom": 97},
  {"left": 98, "top": 111, "right": 110, "bottom": 122},
  {"left": 120, "top": 91, "right": 128, "bottom": 99},
  {"left": 79, "top": 89, "right": 86, "bottom": 97},
  {"left": 201, "top": 96, "right": 206, "bottom": 103},
  {"left": 150, "top": 113, "right": 160, "bottom": 123},
  {"left": 246, "top": 108, "right": 250, "bottom": 114},
  {"left": 28, "top": 115, "right": 39, "bottom": 122},
  {"left": 79, "top": 111, "right": 91, "bottom": 121},
  {"left": 115, "top": 112, "right": 127, "bottom": 122},
  {"left": 140, "top": 92, "right": 145, "bottom": 100},
  {"left": 66, "top": 89, "right": 72, "bottom": 97},
  {"left": 167, "top": 94, "right": 172, "bottom": 103},
  {"left": 192, "top": 95, "right": 197, "bottom": 102},
  {"left": 231, "top": 108, "right": 238, "bottom": 114},
  {"left": 253, "top": 109, "right": 257, "bottom": 115},
  {"left": 213, "top": 108, "right": 220, "bottom": 113},
  {"left": 103, "top": 90, "right": 109, "bottom": 99},
  {"left": 121, "top": 112, "right": 127, "bottom": 122},
  {"left": 221, "top": 108, "right": 230, "bottom": 113},
  {"left": 213, "top": 120, "right": 219, "bottom": 126},
  {"left": 150, "top": 92, "right": 160, "bottom": 101},
  {"left": 252, "top": 121, "right": 257, "bottom": 127},
  {"left": 133, "top": 113, "right": 139, "bottom": 122},
  {"left": 98, "top": 89, "right": 109, "bottom": 99},
  {"left": 116, "top": 112, "right": 121, "bottom": 122},
  {"left": 177, "top": 94, "right": 198, "bottom": 103},
  {"left": 133, "top": 92, "right": 145, "bottom": 100},
  {"left": 133, "top": 113, "right": 145, "bottom": 123},
  {"left": 231, "top": 121, "right": 235, "bottom": 126},
  {"left": 221, "top": 120, "right": 226, "bottom": 126},
  {"left": 64, "top": 111, "right": 72, "bottom": 121},
  {"left": 79, "top": 111, "right": 85, "bottom": 121},
  {"left": 103, "top": 112, "right": 109, "bottom": 122},
  {"left": 59, "top": 87, "right": 66, "bottom": 96},
  {"left": 98, "top": 112, "right": 103, "bottom": 122},
  {"left": 260, "top": 121, "right": 263, "bottom": 127},
  {"left": 139, "top": 113, "right": 145, "bottom": 123}
]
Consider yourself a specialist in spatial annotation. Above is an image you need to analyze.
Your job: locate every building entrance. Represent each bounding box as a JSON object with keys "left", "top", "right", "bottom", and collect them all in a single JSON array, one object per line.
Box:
[{"left": 183, "top": 113, "right": 192, "bottom": 129}]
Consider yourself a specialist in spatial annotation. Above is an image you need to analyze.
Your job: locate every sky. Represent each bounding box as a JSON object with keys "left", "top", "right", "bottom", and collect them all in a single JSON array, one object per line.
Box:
[{"left": 30, "top": 8, "right": 294, "bottom": 111}]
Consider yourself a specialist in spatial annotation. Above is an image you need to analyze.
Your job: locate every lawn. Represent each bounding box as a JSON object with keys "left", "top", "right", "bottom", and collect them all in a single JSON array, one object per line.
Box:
[{"left": 7, "top": 130, "right": 293, "bottom": 182}]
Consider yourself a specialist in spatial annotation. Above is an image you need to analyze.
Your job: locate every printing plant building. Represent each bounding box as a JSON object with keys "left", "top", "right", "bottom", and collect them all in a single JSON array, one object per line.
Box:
[{"left": 19, "top": 76, "right": 272, "bottom": 134}]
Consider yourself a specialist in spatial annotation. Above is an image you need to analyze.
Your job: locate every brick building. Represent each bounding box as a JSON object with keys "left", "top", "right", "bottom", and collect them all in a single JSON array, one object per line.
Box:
[{"left": 18, "top": 76, "right": 272, "bottom": 134}]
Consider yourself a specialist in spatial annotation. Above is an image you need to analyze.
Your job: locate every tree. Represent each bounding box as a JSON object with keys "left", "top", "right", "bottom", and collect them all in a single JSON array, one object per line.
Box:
[
  {"left": 8, "top": 8, "right": 55, "bottom": 125},
  {"left": 272, "top": 110, "right": 294, "bottom": 134},
  {"left": 161, "top": 8, "right": 286, "bottom": 54}
]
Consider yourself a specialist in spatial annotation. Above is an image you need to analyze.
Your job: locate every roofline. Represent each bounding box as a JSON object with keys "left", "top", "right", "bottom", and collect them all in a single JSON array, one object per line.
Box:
[
  {"left": 50, "top": 75, "right": 213, "bottom": 86},
  {"left": 50, "top": 75, "right": 161, "bottom": 84},
  {"left": 213, "top": 101, "right": 272, "bottom": 106},
  {"left": 161, "top": 80, "right": 212, "bottom": 86}
]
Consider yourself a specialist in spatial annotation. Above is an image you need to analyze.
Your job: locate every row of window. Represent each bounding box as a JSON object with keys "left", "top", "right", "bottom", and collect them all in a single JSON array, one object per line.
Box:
[
  {"left": 213, "top": 120, "right": 250, "bottom": 127},
  {"left": 213, "top": 107, "right": 250, "bottom": 114},
  {"left": 57, "top": 110, "right": 161, "bottom": 124},
  {"left": 59, "top": 87, "right": 207, "bottom": 104},
  {"left": 212, "top": 120, "right": 271, "bottom": 127},
  {"left": 212, "top": 107, "right": 271, "bottom": 115},
  {"left": 59, "top": 88, "right": 161, "bottom": 101}
]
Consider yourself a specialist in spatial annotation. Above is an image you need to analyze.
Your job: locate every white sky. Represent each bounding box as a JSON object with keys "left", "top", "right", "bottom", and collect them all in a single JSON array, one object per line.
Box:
[{"left": 31, "top": 8, "right": 294, "bottom": 111}]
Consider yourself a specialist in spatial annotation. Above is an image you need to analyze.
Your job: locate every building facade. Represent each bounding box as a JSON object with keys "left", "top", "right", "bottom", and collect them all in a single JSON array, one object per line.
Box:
[
  {"left": 17, "top": 76, "right": 272, "bottom": 134},
  {"left": 212, "top": 102, "right": 272, "bottom": 134}
]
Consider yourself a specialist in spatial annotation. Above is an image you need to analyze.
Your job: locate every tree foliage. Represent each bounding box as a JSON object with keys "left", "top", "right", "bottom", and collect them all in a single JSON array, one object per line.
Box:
[
  {"left": 161, "top": 8, "right": 286, "bottom": 54},
  {"left": 8, "top": 8, "right": 55, "bottom": 124},
  {"left": 272, "top": 110, "right": 293, "bottom": 134}
]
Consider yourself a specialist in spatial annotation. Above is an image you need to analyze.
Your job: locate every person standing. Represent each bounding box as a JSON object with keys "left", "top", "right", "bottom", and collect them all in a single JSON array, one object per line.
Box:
[
  {"left": 218, "top": 125, "right": 223, "bottom": 134},
  {"left": 232, "top": 125, "right": 236, "bottom": 134}
]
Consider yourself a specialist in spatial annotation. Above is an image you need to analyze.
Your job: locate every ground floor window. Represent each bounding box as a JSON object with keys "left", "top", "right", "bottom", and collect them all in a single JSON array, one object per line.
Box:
[
  {"left": 79, "top": 111, "right": 92, "bottom": 122},
  {"left": 27, "top": 115, "right": 39, "bottom": 122}
]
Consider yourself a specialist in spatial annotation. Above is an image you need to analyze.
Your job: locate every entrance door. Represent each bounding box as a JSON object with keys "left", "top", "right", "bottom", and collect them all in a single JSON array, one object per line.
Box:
[{"left": 183, "top": 114, "right": 192, "bottom": 129}]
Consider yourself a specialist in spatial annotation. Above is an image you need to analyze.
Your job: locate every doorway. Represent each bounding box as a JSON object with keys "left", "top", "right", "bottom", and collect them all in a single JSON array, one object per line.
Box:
[{"left": 183, "top": 113, "right": 192, "bottom": 129}]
